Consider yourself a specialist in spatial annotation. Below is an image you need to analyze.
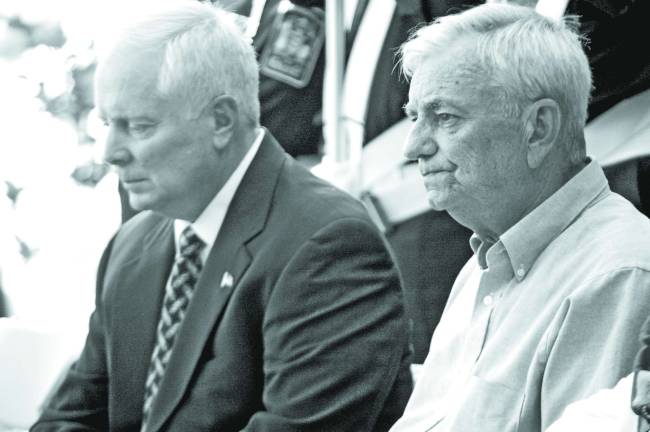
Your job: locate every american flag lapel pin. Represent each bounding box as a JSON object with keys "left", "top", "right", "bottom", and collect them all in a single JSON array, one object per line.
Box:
[{"left": 220, "top": 272, "right": 234, "bottom": 289}]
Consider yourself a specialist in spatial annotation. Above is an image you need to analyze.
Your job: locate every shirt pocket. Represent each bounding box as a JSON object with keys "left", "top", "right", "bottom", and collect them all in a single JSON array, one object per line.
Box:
[{"left": 447, "top": 375, "right": 524, "bottom": 432}]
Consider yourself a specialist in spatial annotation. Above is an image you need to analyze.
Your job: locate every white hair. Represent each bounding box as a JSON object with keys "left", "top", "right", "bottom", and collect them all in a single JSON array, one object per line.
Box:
[
  {"left": 100, "top": 0, "right": 260, "bottom": 126},
  {"left": 401, "top": 3, "right": 592, "bottom": 164}
]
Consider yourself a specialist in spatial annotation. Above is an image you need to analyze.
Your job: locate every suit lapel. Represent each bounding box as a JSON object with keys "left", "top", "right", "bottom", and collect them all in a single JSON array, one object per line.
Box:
[
  {"left": 147, "top": 131, "right": 287, "bottom": 431},
  {"left": 110, "top": 218, "right": 174, "bottom": 423}
]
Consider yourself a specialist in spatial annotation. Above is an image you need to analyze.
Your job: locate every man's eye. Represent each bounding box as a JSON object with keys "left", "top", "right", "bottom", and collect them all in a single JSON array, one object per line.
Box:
[
  {"left": 436, "top": 113, "right": 461, "bottom": 127},
  {"left": 128, "top": 123, "right": 155, "bottom": 136}
]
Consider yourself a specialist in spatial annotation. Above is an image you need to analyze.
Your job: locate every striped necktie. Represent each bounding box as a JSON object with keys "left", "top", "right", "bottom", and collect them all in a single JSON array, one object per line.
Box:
[{"left": 141, "top": 226, "right": 205, "bottom": 430}]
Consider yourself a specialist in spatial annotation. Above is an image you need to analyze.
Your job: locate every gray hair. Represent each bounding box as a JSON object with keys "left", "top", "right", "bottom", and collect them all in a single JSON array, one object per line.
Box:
[
  {"left": 400, "top": 3, "right": 591, "bottom": 164},
  {"left": 102, "top": 0, "right": 260, "bottom": 126}
]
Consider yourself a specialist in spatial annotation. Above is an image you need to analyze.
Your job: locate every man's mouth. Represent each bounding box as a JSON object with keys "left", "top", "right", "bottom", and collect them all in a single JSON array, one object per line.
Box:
[{"left": 122, "top": 177, "right": 148, "bottom": 186}]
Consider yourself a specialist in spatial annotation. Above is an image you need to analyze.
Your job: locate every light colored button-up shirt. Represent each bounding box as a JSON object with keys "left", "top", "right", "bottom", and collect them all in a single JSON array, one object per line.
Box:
[{"left": 390, "top": 160, "right": 650, "bottom": 432}]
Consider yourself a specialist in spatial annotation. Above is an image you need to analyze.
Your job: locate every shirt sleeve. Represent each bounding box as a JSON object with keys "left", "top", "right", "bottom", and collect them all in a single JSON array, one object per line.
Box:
[
  {"left": 536, "top": 267, "right": 650, "bottom": 430},
  {"left": 545, "top": 373, "right": 638, "bottom": 432}
]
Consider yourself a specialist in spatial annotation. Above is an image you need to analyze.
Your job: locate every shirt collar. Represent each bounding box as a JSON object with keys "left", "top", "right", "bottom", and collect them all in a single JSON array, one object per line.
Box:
[
  {"left": 469, "top": 234, "right": 496, "bottom": 270},
  {"left": 471, "top": 159, "right": 609, "bottom": 281},
  {"left": 174, "top": 128, "right": 265, "bottom": 259}
]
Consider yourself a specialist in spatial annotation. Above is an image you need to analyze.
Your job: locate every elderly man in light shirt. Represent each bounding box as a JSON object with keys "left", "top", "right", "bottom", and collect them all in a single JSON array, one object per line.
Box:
[{"left": 389, "top": 3, "right": 650, "bottom": 432}]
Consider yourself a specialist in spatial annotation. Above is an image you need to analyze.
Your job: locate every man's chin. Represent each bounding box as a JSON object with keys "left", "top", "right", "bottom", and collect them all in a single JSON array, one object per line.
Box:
[
  {"left": 426, "top": 192, "right": 449, "bottom": 211},
  {"left": 128, "top": 194, "right": 154, "bottom": 212}
]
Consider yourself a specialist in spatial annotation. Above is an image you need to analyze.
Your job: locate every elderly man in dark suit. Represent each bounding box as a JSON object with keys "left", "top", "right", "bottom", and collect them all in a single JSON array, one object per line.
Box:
[{"left": 31, "top": 2, "right": 412, "bottom": 431}]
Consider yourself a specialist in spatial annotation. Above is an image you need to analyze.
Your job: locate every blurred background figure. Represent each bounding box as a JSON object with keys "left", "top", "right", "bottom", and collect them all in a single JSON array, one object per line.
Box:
[{"left": 222, "top": 0, "right": 325, "bottom": 159}]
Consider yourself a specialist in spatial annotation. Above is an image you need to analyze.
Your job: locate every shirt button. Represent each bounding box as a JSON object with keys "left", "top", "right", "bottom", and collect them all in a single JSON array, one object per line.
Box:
[
  {"left": 516, "top": 267, "right": 526, "bottom": 277},
  {"left": 483, "top": 295, "right": 493, "bottom": 306}
]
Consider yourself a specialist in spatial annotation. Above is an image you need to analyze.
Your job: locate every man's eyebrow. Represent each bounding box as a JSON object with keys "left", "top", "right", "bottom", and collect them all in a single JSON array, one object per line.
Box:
[
  {"left": 129, "top": 116, "right": 157, "bottom": 123},
  {"left": 100, "top": 113, "right": 157, "bottom": 123},
  {"left": 422, "top": 99, "right": 442, "bottom": 111},
  {"left": 403, "top": 99, "right": 443, "bottom": 116}
]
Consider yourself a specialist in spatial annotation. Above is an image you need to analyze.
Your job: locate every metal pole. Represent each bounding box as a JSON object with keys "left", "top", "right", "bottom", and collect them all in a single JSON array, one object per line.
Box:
[{"left": 324, "top": 0, "right": 345, "bottom": 162}]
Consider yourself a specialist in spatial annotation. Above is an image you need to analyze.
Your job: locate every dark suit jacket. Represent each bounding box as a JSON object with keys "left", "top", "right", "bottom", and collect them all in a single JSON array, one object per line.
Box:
[{"left": 32, "top": 133, "right": 413, "bottom": 431}]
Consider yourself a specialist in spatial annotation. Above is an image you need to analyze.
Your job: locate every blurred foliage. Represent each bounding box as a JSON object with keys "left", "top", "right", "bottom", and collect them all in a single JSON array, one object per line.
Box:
[
  {"left": 1, "top": 14, "right": 106, "bottom": 189},
  {"left": 4, "top": 181, "right": 23, "bottom": 206},
  {"left": 0, "top": 13, "right": 106, "bottom": 265},
  {"left": 0, "top": 16, "right": 65, "bottom": 59}
]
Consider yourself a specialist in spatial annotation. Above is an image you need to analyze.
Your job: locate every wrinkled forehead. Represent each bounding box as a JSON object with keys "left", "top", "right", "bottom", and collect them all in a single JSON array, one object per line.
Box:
[{"left": 407, "top": 50, "right": 493, "bottom": 112}]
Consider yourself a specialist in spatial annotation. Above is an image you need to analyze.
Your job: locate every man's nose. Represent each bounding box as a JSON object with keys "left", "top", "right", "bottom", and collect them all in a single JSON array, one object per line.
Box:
[
  {"left": 102, "top": 126, "right": 132, "bottom": 167},
  {"left": 403, "top": 122, "right": 436, "bottom": 161}
]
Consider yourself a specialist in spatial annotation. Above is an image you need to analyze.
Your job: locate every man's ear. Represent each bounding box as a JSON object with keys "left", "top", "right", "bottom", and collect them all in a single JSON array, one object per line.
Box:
[
  {"left": 523, "top": 98, "right": 561, "bottom": 169},
  {"left": 210, "top": 94, "right": 238, "bottom": 150}
]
